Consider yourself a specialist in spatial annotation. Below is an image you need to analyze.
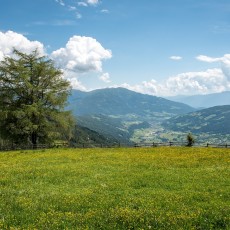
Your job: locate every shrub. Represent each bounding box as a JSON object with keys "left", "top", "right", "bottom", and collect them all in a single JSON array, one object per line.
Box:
[{"left": 187, "top": 133, "right": 195, "bottom": 147}]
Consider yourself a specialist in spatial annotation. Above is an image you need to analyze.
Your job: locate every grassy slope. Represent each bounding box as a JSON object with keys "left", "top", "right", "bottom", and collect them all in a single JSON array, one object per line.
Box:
[{"left": 0, "top": 147, "right": 230, "bottom": 229}]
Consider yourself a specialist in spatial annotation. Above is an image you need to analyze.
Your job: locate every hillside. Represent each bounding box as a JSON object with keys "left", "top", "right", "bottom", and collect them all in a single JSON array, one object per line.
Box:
[
  {"left": 76, "top": 114, "right": 149, "bottom": 144},
  {"left": 67, "top": 88, "right": 230, "bottom": 144},
  {"left": 72, "top": 125, "right": 119, "bottom": 147},
  {"left": 68, "top": 87, "right": 195, "bottom": 116},
  {"left": 162, "top": 105, "right": 230, "bottom": 134},
  {"left": 68, "top": 88, "right": 195, "bottom": 143},
  {"left": 167, "top": 91, "right": 230, "bottom": 108}
]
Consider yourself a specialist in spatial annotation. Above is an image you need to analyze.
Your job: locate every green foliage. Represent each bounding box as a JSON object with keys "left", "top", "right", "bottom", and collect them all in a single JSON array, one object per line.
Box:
[
  {"left": 187, "top": 133, "right": 195, "bottom": 146},
  {"left": 77, "top": 114, "right": 133, "bottom": 144},
  {"left": 72, "top": 125, "right": 119, "bottom": 147},
  {"left": 0, "top": 147, "right": 229, "bottom": 229},
  {"left": 0, "top": 49, "right": 74, "bottom": 145},
  {"left": 76, "top": 114, "right": 150, "bottom": 145}
]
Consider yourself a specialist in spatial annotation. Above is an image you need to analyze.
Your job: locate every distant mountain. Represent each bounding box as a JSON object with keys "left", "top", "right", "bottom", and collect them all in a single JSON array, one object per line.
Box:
[
  {"left": 162, "top": 105, "right": 230, "bottom": 134},
  {"left": 68, "top": 87, "right": 195, "bottom": 116},
  {"left": 67, "top": 88, "right": 229, "bottom": 144},
  {"left": 67, "top": 88, "right": 195, "bottom": 144},
  {"left": 167, "top": 91, "right": 230, "bottom": 108},
  {"left": 67, "top": 88, "right": 197, "bottom": 143}
]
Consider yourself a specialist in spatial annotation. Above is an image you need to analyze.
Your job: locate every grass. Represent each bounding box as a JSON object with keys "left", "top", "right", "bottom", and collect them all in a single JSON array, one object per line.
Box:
[{"left": 0, "top": 147, "right": 230, "bottom": 229}]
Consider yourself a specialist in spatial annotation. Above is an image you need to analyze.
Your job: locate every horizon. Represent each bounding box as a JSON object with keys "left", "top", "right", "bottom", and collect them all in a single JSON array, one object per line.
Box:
[
  {"left": 71, "top": 86, "right": 230, "bottom": 97},
  {"left": 1, "top": 0, "right": 230, "bottom": 96}
]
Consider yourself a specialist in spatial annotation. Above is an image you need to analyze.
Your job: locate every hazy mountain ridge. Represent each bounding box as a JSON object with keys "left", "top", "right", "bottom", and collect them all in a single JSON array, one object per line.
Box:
[{"left": 167, "top": 91, "right": 230, "bottom": 108}]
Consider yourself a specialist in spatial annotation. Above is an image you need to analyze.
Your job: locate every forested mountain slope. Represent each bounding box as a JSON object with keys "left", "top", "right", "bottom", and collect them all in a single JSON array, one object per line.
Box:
[
  {"left": 162, "top": 105, "right": 230, "bottom": 134},
  {"left": 68, "top": 87, "right": 195, "bottom": 116}
]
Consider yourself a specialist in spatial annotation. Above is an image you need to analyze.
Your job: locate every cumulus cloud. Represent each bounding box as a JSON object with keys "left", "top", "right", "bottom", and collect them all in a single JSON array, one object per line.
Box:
[
  {"left": 78, "top": 2, "right": 88, "bottom": 7},
  {"left": 0, "top": 31, "right": 112, "bottom": 91},
  {"left": 120, "top": 53, "right": 230, "bottom": 96},
  {"left": 87, "top": 0, "right": 99, "bottom": 6},
  {"left": 78, "top": 0, "right": 99, "bottom": 7},
  {"left": 196, "top": 54, "right": 230, "bottom": 65},
  {"left": 63, "top": 70, "right": 87, "bottom": 91},
  {"left": 0, "top": 31, "right": 45, "bottom": 61},
  {"left": 51, "top": 35, "right": 112, "bottom": 73},
  {"left": 169, "top": 56, "right": 182, "bottom": 61},
  {"left": 99, "top": 73, "right": 111, "bottom": 83},
  {"left": 120, "top": 80, "right": 162, "bottom": 96},
  {"left": 120, "top": 68, "right": 230, "bottom": 96},
  {"left": 197, "top": 54, "right": 230, "bottom": 81},
  {"left": 164, "top": 68, "right": 227, "bottom": 95},
  {"left": 2, "top": 30, "right": 229, "bottom": 96},
  {"left": 196, "top": 55, "right": 220, "bottom": 63}
]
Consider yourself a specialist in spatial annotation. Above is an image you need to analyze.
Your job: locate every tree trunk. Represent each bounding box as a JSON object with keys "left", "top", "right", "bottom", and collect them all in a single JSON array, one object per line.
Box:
[{"left": 31, "top": 131, "right": 37, "bottom": 149}]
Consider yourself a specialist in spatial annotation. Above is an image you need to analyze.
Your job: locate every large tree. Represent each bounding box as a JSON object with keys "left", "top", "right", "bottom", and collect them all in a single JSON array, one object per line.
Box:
[{"left": 0, "top": 49, "right": 74, "bottom": 147}]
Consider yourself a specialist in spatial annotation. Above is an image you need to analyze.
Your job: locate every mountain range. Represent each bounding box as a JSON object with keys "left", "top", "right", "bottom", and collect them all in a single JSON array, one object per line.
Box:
[
  {"left": 68, "top": 87, "right": 195, "bottom": 116},
  {"left": 167, "top": 91, "right": 230, "bottom": 108},
  {"left": 67, "top": 88, "right": 230, "bottom": 144}
]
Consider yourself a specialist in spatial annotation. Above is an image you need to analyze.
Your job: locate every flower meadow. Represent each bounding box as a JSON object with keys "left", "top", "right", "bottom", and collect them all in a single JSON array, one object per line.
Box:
[{"left": 0, "top": 147, "right": 230, "bottom": 229}]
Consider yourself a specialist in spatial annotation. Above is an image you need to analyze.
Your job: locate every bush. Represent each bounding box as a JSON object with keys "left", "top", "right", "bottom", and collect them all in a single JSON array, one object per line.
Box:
[{"left": 187, "top": 133, "right": 195, "bottom": 147}]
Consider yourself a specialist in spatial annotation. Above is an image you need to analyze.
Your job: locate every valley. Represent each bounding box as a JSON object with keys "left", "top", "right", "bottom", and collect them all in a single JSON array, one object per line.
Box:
[{"left": 68, "top": 88, "right": 230, "bottom": 146}]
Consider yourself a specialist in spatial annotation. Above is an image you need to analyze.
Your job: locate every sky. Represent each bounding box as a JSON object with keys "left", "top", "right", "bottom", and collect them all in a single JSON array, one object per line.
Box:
[{"left": 1, "top": 0, "right": 230, "bottom": 96}]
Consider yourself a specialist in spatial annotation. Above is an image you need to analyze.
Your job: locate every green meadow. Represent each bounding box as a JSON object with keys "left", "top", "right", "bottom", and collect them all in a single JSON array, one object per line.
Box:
[{"left": 0, "top": 147, "right": 230, "bottom": 229}]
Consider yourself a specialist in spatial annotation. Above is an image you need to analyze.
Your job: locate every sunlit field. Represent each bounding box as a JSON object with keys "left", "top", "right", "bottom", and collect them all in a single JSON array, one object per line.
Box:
[{"left": 0, "top": 147, "right": 229, "bottom": 229}]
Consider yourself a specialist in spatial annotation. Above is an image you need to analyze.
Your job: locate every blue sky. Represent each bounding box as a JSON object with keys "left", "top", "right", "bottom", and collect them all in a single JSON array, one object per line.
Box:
[{"left": 1, "top": 0, "right": 230, "bottom": 96}]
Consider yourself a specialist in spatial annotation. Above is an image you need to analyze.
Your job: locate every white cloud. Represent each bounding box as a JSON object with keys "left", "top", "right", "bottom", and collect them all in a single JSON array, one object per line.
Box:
[
  {"left": 165, "top": 68, "right": 227, "bottom": 95},
  {"left": 78, "top": 0, "right": 99, "bottom": 7},
  {"left": 169, "top": 56, "right": 182, "bottom": 61},
  {"left": 99, "top": 73, "right": 111, "bottom": 83},
  {"left": 196, "top": 55, "right": 220, "bottom": 63},
  {"left": 120, "top": 54, "right": 230, "bottom": 96},
  {"left": 87, "top": 0, "right": 99, "bottom": 6},
  {"left": 120, "top": 67, "right": 230, "bottom": 96},
  {"left": 0, "top": 31, "right": 45, "bottom": 61},
  {"left": 68, "top": 6, "right": 77, "bottom": 11},
  {"left": 78, "top": 2, "right": 88, "bottom": 7},
  {"left": 64, "top": 70, "right": 87, "bottom": 91},
  {"left": 56, "top": 0, "right": 101, "bottom": 20},
  {"left": 51, "top": 35, "right": 112, "bottom": 73},
  {"left": 0, "top": 31, "right": 113, "bottom": 92},
  {"left": 2, "top": 31, "right": 229, "bottom": 96},
  {"left": 101, "top": 9, "right": 109, "bottom": 14},
  {"left": 197, "top": 54, "right": 230, "bottom": 81},
  {"left": 120, "top": 80, "right": 162, "bottom": 96},
  {"left": 196, "top": 54, "right": 230, "bottom": 66},
  {"left": 55, "top": 0, "right": 65, "bottom": 6}
]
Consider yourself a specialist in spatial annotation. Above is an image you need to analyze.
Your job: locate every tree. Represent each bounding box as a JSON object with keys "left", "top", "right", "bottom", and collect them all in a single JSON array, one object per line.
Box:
[
  {"left": 186, "top": 133, "right": 195, "bottom": 147},
  {"left": 0, "top": 49, "right": 74, "bottom": 147}
]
